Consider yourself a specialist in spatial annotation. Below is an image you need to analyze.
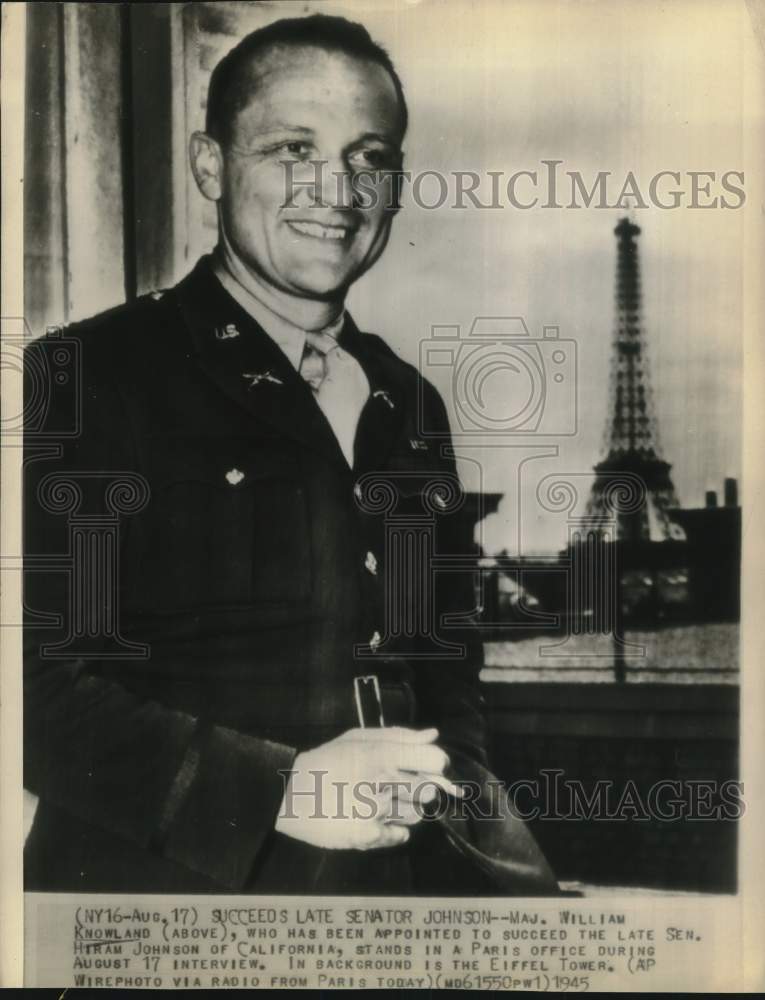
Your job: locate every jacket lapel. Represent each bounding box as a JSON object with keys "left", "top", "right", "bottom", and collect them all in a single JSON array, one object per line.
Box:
[
  {"left": 340, "top": 316, "right": 407, "bottom": 473},
  {"left": 174, "top": 257, "right": 349, "bottom": 468}
]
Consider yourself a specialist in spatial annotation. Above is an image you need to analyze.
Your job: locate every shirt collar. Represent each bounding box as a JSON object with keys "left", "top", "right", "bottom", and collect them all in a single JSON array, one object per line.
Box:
[{"left": 211, "top": 254, "right": 345, "bottom": 371}]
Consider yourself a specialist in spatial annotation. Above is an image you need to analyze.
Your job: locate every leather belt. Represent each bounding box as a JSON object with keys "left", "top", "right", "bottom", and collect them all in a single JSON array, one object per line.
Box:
[{"left": 354, "top": 674, "right": 416, "bottom": 728}]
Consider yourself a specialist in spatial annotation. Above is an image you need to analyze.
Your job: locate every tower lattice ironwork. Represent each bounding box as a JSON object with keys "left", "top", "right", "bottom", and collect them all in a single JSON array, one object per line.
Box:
[{"left": 587, "top": 217, "right": 680, "bottom": 542}]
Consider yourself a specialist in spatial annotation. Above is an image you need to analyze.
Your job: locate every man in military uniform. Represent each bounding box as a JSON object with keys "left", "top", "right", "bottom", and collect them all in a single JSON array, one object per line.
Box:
[{"left": 24, "top": 14, "right": 555, "bottom": 894}]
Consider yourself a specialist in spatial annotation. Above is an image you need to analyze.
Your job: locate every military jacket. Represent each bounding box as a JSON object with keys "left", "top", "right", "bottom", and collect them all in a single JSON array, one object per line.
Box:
[{"left": 23, "top": 256, "right": 490, "bottom": 894}]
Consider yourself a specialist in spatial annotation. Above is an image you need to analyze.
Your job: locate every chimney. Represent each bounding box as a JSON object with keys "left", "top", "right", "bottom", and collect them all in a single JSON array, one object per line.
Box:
[
  {"left": 705, "top": 490, "right": 718, "bottom": 509},
  {"left": 724, "top": 478, "right": 738, "bottom": 508}
]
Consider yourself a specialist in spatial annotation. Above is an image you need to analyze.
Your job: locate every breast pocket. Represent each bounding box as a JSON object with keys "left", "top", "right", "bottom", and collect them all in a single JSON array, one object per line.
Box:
[{"left": 136, "top": 436, "right": 312, "bottom": 611}]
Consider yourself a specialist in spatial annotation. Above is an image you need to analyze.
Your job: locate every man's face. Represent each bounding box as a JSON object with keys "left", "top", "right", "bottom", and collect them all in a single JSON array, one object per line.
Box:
[{"left": 216, "top": 45, "right": 404, "bottom": 300}]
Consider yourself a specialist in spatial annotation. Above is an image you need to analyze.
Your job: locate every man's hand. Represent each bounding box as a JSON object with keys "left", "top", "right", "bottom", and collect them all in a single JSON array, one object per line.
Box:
[{"left": 274, "top": 726, "right": 461, "bottom": 850}]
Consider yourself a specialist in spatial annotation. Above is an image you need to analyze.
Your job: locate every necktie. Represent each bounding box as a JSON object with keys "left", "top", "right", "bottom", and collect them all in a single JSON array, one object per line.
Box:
[{"left": 299, "top": 330, "right": 370, "bottom": 467}]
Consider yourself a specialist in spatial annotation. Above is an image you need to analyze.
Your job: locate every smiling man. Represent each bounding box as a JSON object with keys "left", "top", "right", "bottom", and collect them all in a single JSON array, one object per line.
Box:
[
  {"left": 24, "top": 14, "right": 556, "bottom": 895},
  {"left": 195, "top": 22, "right": 404, "bottom": 308}
]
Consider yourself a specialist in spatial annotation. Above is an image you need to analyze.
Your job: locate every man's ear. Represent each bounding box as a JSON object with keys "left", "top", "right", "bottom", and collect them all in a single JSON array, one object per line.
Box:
[{"left": 189, "top": 131, "right": 224, "bottom": 202}]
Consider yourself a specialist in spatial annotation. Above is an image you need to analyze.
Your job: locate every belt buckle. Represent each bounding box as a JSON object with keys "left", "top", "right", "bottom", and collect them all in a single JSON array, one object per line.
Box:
[{"left": 354, "top": 674, "right": 385, "bottom": 728}]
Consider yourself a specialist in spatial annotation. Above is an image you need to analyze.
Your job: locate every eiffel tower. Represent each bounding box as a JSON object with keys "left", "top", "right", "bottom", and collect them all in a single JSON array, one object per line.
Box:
[{"left": 587, "top": 217, "right": 681, "bottom": 542}]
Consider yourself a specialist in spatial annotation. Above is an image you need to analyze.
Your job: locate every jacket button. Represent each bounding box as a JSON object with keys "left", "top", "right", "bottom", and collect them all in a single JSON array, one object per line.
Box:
[
  {"left": 354, "top": 483, "right": 363, "bottom": 502},
  {"left": 369, "top": 630, "right": 381, "bottom": 651},
  {"left": 364, "top": 551, "right": 378, "bottom": 575}
]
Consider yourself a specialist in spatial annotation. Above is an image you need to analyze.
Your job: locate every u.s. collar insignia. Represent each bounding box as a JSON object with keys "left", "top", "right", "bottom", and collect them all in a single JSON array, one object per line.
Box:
[
  {"left": 216, "top": 323, "right": 240, "bottom": 340},
  {"left": 410, "top": 438, "right": 428, "bottom": 451},
  {"left": 373, "top": 389, "right": 395, "bottom": 410},
  {"left": 242, "top": 370, "right": 283, "bottom": 388}
]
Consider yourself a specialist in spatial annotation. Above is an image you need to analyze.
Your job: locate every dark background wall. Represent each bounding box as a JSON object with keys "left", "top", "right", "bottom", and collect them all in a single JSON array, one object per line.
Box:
[{"left": 487, "top": 682, "right": 738, "bottom": 892}]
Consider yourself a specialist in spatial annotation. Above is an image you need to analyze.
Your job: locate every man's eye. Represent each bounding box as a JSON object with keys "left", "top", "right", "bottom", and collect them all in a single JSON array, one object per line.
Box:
[
  {"left": 276, "top": 141, "right": 312, "bottom": 159},
  {"left": 348, "top": 148, "right": 397, "bottom": 170}
]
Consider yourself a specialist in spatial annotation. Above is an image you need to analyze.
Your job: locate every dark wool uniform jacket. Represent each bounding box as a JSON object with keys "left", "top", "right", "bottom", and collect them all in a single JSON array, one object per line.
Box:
[{"left": 24, "top": 256, "right": 556, "bottom": 896}]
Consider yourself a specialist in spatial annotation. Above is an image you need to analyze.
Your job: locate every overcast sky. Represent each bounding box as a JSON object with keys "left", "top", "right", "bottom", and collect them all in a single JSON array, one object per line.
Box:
[{"left": 196, "top": 0, "right": 758, "bottom": 554}]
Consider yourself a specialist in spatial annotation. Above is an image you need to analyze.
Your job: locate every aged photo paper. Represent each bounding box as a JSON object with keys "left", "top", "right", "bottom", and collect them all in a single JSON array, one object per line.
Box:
[{"left": 2, "top": 0, "right": 765, "bottom": 990}]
